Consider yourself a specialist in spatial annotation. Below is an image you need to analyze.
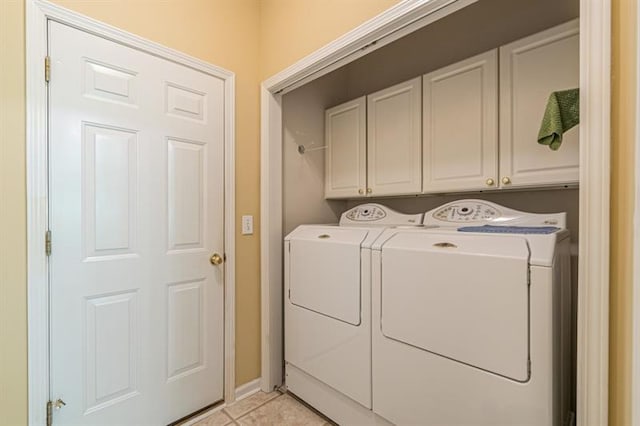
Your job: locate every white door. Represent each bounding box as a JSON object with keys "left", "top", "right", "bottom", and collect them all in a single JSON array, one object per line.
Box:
[
  {"left": 422, "top": 50, "right": 498, "bottom": 193},
  {"left": 48, "top": 21, "right": 225, "bottom": 425},
  {"left": 367, "top": 77, "right": 422, "bottom": 196},
  {"left": 324, "top": 97, "right": 367, "bottom": 199},
  {"left": 499, "top": 20, "right": 580, "bottom": 188}
]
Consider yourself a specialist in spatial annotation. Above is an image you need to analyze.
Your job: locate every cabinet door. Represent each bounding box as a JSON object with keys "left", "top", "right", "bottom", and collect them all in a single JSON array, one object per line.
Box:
[
  {"left": 422, "top": 50, "right": 498, "bottom": 193},
  {"left": 367, "top": 77, "right": 422, "bottom": 196},
  {"left": 324, "top": 97, "right": 367, "bottom": 199},
  {"left": 499, "top": 20, "right": 580, "bottom": 188}
]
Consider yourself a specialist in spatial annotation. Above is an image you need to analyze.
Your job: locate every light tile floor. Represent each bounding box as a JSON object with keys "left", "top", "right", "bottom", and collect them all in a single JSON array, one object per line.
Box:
[{"left": 190, "top": 391, "right": 333, "bottom": 426}]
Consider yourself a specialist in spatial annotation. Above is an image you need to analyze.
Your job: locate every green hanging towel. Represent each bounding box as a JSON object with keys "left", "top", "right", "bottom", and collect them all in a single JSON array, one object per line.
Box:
[{"left": 537, "top": 88, "right": 580, "bottom": 150}]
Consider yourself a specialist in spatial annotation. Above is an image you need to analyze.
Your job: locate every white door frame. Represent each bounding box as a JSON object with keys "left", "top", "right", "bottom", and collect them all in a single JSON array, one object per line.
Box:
[
  {"left": 26, "top": 1, "right": 236, "bottom": 424},
  {"left": 260, "top": 0, "right": 612, "bottom": 424}
]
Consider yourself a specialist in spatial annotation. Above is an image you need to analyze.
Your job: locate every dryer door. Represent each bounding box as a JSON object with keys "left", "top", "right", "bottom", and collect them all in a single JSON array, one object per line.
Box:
[
  {"left": 380, "top": 232, "right": 530, "bottom": 381},
  {"left": 289, "top": 227, "right": 368, "bottom": 325}
]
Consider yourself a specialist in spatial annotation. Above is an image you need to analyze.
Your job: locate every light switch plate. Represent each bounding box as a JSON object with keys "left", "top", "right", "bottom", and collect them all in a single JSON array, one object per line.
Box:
[{"left": 242, "top": 215, "right": 253, "bottom": 235}]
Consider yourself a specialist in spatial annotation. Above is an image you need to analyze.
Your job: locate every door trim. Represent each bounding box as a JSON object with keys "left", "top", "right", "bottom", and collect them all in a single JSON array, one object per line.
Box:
[
  {"left": 633, "top": 2, "right": 640, "bottom": 424},
  {"left": 26, "top": 1, "right": 236, "bottom": 424},
  {"left": 576, "top": 1, "right": 611, "bottom": 424},
  {"left": 260, "top": 1, "right": 612, "bottom": 425}
]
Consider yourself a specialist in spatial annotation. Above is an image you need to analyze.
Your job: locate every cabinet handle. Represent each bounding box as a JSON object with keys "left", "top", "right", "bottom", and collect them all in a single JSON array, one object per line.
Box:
[
  {"left": 358, "top": 189, "right": 364, "bottom": 195},
  {"left": 485, "top": 178, "right": 495, "bottom": 187},
  {"left": 366, "top": 188, "right": 372, "bottom": 194},
  {"left": 502, "top": 176, "right": 511, "bottom": 185}
]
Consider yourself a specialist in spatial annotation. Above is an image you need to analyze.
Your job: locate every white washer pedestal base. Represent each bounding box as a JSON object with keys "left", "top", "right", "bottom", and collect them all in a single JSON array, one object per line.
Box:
[{"left": 286, "top": 364, "right": 391, "bottom": 426}]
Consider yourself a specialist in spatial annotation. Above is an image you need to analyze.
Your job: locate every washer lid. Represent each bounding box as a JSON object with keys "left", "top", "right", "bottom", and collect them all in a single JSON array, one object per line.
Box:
[
  {"left": 380, "top": 232, "right": 530, "bottom": 381},
  {"left": 288, "top": 227, "right": 370, "bottom": 326},
  {"left": 373, "top": 226, "right": 564, "bottom": 267}
]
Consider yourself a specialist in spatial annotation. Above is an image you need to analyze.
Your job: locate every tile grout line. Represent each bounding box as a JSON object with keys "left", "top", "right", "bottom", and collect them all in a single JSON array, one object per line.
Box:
[
  {"left": 223, "top": 407, "right": 239, "bottom": 426},
  {"left": 224, "top": 391, "right": 283, "bottom": 423},
  {"left": 233, "top": 393, "right": 283, "bottom": 421}
]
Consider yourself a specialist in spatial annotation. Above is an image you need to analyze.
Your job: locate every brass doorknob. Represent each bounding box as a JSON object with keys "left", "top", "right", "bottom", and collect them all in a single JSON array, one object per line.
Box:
[
  {"left": 210, "top": 253, "right": 223, "bottom": 265},
  {"left": 366, "top": 188, "right": 372, "bottom": 194},
  {"left": 486, "top": 178, "right": 495, "bottom": 186},
  {"left": 358, "top": 189, "right": 364, "bottom": 195},
  {"left": 502, "top": 176, "right": 511, "bottom": 185}
]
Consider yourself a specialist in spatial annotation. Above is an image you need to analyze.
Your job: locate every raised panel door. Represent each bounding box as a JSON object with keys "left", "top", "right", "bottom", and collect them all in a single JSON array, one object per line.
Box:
[
  {"left": 499, "top": 20, "right": 580, "bottom": 188},
  {"left": 367, "top": 77, "right": 422, "bottom": 196},
  {"left": 324, "top": 97, "right": 367, "bottom": 198},
  {"left": 422, "top": 50, "right": 498, "bottom": 193},
  {"left": 48, "top": 21, "right": 224, "bottom": 425}
]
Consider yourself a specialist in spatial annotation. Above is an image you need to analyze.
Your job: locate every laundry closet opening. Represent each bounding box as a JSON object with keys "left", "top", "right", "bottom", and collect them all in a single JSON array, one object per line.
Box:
[{"left": 281, "top": 0, "right": 579, "bottom": 423}]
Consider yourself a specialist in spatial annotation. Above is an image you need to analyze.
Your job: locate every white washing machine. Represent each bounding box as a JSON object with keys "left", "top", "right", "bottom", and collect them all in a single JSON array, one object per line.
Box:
[
  {"left": 284, "top": 204, "right": 424, "bottom": 425},
  {"left": 371, "top": 199, "right": 572, "bottom": 426}
]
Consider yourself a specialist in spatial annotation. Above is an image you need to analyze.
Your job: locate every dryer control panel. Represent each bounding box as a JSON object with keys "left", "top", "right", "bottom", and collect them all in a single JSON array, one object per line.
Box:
[
  {"left": 340, "top": 204, "right": 423, "bottom": 226},
  {"left": 433, "top": 201, "right": 500, "bottom": 222},
  {"left": 423, "top": 199, "right": 567, "bottom": 228}
]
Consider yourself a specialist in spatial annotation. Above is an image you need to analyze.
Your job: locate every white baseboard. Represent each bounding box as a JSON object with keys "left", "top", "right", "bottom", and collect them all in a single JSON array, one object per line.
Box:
[{"left": 235, "top": 378, "right": 262, "bottom": 401}]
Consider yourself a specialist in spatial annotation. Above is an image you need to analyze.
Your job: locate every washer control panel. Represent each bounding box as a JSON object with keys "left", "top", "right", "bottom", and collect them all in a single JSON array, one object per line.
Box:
[
  {"left": 340, "top": 204, "right": 422, "bottom": 226},
  {"left": 345, "top": 205, "right": 386, "bottom": 221},
  {"left": 423, "top": 199, "right": 567, "bottom": 228},
  {"left": 433, "top": 201, "right": 500, "bottom": 222}
]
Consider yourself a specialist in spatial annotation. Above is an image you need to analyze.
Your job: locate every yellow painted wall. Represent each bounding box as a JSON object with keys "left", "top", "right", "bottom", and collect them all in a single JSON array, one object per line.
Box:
[
  {"left": 610, "top": 0, "right": 636, "bottom": 424},
  {"left": 0, "top": 1, "right": 28, "bottom": 425},
  {"left": 259, "top": 0, "right": 401, "bottom": 80}
]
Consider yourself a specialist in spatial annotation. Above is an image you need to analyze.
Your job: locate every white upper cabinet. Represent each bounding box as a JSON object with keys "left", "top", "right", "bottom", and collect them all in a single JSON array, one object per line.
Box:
[
  {"left": 324, "top": 96, "right": 367, "bottom": 198},
  {"left": 499, "top": 20, "right": 580, "bottom": 188},
  {"left": 367, "top": 77, "right": 422, "bottom": 196},
  {"left": 422, "top": 50, "right": 498, "bottom": 193},
  {"left": 323, "top": 20, "right": 579, "bottom": 200}
]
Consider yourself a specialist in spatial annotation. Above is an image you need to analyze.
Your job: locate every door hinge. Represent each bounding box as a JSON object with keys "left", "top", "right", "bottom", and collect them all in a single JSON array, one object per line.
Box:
[
  {"left": 45, "top": 230, "right": 52, "bottom": 256},
  {"left": 46, "top": 399, "right": 66, "bottom": 426},
  {"left": 46, "top": 400, "right": 52, "bottom": 426},
  {"left": 45, "top": 56, "right": 51, "bottom": 83}
]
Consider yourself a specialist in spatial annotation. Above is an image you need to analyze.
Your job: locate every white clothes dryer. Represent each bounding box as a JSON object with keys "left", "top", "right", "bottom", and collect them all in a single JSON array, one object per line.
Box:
[
  {"left": 284, "top": 204, "right": 424, "bottom": 425},
  {"left": 371, "top": 200, "right": 572, "bottom": 426}
]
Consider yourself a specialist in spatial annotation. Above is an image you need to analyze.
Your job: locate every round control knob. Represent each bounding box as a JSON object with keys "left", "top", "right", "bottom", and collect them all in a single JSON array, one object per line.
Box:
[
  {"left": 501, "top": 176, "right": 511, "bottom": 185},
  {"left": 486, "top": 178, "right": 495, "bottom": 186},
  {"left": 358, "top": 189, "right": 364, "bottom": 195},
  {"left": 458, "top": 207, "right": 473, "bottom": 216},
  {"left": 366, "top": 188, "right": 372, "bottom": 194}
]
